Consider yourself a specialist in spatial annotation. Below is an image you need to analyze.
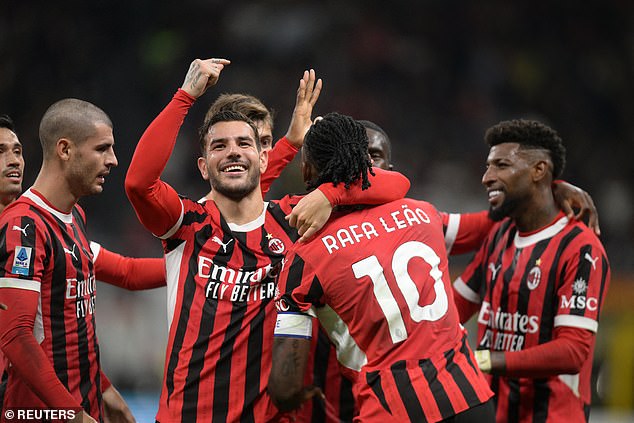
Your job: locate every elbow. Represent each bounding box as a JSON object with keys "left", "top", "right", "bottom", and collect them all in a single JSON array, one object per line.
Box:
[
  {"left": 124, "top": 171, "right": 144, "bottom": 201},
  {"left": 561, "top": 346, "right": 591, "bottom": 374}
]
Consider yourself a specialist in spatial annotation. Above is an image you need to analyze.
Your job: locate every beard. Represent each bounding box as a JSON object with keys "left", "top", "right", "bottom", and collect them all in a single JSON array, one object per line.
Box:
[
  {"left": 210, "top": 169, "right": 260, "bottom": 201},
  {"left": 488, "top": 196, "right": 520, "bottom": 222}
]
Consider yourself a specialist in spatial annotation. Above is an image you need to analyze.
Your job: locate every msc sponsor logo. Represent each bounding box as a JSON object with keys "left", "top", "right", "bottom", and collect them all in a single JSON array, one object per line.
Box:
[{"left": 560, "top": 295, "right": 598, "bottom": 311}]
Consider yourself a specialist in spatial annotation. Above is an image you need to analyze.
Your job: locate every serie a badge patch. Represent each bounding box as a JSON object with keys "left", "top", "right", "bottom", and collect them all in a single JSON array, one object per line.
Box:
[{"left": 12, "top": 246, "right": 32, "bottom": 276}]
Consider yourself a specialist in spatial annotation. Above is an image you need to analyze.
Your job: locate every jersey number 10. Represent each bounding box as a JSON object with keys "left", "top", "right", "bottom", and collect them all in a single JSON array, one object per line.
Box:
[{"left": 352, "top": 240, "right": 448, "bottom": 344}]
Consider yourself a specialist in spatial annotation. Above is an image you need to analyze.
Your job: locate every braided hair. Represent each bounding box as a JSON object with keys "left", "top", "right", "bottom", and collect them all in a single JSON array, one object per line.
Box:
[{"left": 303, "top": 112, "right": 375, "bottom": 190}]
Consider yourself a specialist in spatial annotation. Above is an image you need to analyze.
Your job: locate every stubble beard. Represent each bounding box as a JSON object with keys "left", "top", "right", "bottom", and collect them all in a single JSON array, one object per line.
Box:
[{"left": 210, "top": 171, "right": 260, "bottom": 201}]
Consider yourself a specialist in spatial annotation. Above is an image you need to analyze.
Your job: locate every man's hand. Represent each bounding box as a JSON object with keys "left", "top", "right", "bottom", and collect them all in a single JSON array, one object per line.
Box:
[
  {"left": 102, "top": 385, "right": 136, "bottom": 423},
  {"left": 286, "top": 189, "right": 332, "bottom": 242},
  {"left": 181, "top": 58, "right": 231, "bottom": 99},
  {"left": 475, "top": 349, "right": 506, "bottom": 375},
  {"left": 69, "top": 411, "right": 97, "bottom": 423},
  {"left": 284, "top": 69, "right": 323, "bottom": 147},
  {"left": 552, "top": 180, "right": 600, "bottom": 236}
]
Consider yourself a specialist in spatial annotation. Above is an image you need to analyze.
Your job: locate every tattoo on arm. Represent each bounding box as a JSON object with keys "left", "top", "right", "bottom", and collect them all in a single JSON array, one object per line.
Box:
[
  {"left": 280, "top": 339, "right": 301, "bottom": 378},
  {"left": 184, "top": 62, "right": 202, "bottom": 90}
]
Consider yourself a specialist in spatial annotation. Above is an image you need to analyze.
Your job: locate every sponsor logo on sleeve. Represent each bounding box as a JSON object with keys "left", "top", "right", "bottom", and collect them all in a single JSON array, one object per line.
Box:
[{"left": 12, "top": 246, "right": 32, "bottom": 276}]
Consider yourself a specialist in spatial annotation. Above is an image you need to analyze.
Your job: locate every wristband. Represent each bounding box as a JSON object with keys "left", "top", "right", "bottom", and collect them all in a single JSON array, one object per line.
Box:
[{"left": 475, "top": 350, "right": 492, "bottom": 373}]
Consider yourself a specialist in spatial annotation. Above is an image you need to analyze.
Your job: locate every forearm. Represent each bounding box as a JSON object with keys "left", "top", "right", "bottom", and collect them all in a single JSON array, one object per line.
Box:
[
  {"left": 0, "top": 289, "right": 80, "bottom": 407},
  {"left": 496, "top": 327, "right": 593, "bottom": 378},
  {"left": 93, "top": 243, "right": 166, "bottom": 290},
  {"left": 320, "top": 168, "right": 410, "bottom": 206},
  {"left": 125, "top": 89, "right": 192, "bottom": 235}
]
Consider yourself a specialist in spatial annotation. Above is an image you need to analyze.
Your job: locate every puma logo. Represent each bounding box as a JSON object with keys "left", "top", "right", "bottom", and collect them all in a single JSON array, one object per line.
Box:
[
  {"left": 212, "top": 236, "right": 234, "bottom": 253},
  {"left": 584, "top": 253, "right": 599, "bottom": 270},
  {"left": 12, "top": 224, "right": 29, "bottom": 237},
  {"left": 488, "top": 262, "right": 502, "bottom": 280},
  {"left": 63, "top": 244, "right": 78, "bottom": 261}
]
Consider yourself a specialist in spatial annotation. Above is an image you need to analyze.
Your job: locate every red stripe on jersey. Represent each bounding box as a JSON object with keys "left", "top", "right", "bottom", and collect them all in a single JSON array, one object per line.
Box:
[
  {"left": 0, "top": 189, "right": 102, "bottom": 418},
  {"left": 455, "top": 214, "right": 610, "bottom": 422},
  {"left": 157, "top": 198, "right": 300, "bottom": 423},
  {"left": 277, "top": 198, "right": 493, "bottom": 421}
]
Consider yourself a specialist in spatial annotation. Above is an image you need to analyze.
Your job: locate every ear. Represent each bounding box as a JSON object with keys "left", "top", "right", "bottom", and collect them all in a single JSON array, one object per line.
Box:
[
  {"left": 197, "top": 156, "right": 209, "bottom": 181},
  {"left": 57, "top": 138, "right": 72, "bottom": 161},
  {"left": 532, "top": 160, "right": 550, "bottom": 182},
  {"left": 259, "top": 148, "right": 268, "bottom": 175}
]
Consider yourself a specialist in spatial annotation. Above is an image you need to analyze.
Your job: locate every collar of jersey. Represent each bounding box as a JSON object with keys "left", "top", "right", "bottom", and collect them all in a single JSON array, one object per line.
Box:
[
  {"left": 23, "top": 188, "right": 73, "bottom": 224},
  {"left": 514, "top": 215, "right": 569, "bottom": 249},
  {"left": 226, "top": 202, "right": 268, "bottom": 232}
]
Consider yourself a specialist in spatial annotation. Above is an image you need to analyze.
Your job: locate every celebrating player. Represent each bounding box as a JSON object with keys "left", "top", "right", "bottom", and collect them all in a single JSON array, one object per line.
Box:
[
  {"left": 452, "top": 119, "right": 610, "bottom": 422},
  {"left": 124, "top": 58, "right": 409, "bottom": 422}
]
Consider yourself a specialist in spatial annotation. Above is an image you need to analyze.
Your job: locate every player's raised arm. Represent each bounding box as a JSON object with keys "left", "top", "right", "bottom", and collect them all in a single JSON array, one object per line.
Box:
[{"left": 125, "top": 58, "right": 229, "bottom": 236}]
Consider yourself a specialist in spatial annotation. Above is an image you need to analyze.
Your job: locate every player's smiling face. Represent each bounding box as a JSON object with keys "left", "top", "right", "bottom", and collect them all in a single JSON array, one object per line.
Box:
[
  {"left": 68, "top": 122, "right": 118, "bottom": 197},
  {"left": 0, "top": 127, "right": 24, "bottom": 200},
  {"left": 482, "top": 142, "right": 533, "bottom": 221},
  {"left": 199, "top": 120, "right": 267, "bottom": 200}
]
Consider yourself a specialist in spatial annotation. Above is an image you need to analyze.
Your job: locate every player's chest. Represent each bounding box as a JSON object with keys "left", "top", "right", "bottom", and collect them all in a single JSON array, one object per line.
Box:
[{"left": 485, "top": 245, "right": 558, "bottom": 301}]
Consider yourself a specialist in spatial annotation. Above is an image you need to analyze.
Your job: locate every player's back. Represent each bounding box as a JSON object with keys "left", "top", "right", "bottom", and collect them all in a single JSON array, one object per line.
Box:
[
  {"left": 280, "top": 197, "right": 493, "bottom": 422},
  {"left": 288, "top": 197, "right": 462, "bottom": 369}
]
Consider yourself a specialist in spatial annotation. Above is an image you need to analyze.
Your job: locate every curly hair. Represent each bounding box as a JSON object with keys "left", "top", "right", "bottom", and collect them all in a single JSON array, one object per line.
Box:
[
  {"left": 484, "top": 119, "right": 566, "bottom": 178},
  {"left": 303, "top": 112, "right": 375, "bottom": 190}
]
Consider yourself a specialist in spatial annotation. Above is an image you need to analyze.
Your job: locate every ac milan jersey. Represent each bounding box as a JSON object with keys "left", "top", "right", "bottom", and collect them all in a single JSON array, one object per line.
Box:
[
  {"left": 0, "top": 188, "right": 102, "bottom": 418},
  {"left": 276, "top": 198, "right": 493, "bottom": 422},
  {"left": 156, "top": 195, "right": 302, "bottom": 423},
  {"left": 453, "top": 213, "right": 610, "bottom": 423}
]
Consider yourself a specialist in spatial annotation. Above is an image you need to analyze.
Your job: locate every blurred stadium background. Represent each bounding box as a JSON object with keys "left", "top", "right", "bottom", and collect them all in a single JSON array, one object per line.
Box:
[{"left": 1, "top": 1, "right": 632, "bottom": 421}]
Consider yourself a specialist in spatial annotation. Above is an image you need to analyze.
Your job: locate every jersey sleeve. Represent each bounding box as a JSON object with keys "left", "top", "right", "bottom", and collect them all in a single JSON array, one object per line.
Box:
[
  {"left": 554, "top": 235, "right": 610, "bottom": 333},
  {"left": 0, "top": 215, "right": 81, "bottom": 408},
  {"left": 319, "top": 168, "right": 410, "bottom": 206},
  {"left": 125, "top": 89, "right": 193, "bottom": 238},
  {"left": 441, "top": 210, "right": 493, "bottom": 255},
  {"left": 91, "top": 242, "right": 166, "bottom": 290},
  {"left": 261, "top": 137, "right": 299, "bottom": 195},
  {"left": 503, "top": 326, "right": 594, "bottom": 377}
]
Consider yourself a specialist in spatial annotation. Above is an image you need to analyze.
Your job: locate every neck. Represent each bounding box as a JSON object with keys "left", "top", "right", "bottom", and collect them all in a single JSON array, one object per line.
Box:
[
  {"left": 0, "top": 193, "right": 18, "bottom": 213},
  {"left": 212, "top": 188, "right": 264, "bottom": 225},
  {"left": 32, "top": 165, "right": 78, "bottom": 213},
  {"left": 513, "top": 186, "right": 560, "bottom": 233}
]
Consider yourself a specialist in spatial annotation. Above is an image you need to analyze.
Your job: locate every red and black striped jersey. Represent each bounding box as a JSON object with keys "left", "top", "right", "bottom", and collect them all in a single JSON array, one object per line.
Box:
[
  {"left": 157, "top": 195, "right": 302, "bottom": 423},
  {"left": 0, "top": 188, "right": 102, "bottom": 418},
  {"left": 276, "top": 198, "right": 493, "bottom": 422},
  {"left": 453, "top": 213, "right": 610, "bottom": 423}
]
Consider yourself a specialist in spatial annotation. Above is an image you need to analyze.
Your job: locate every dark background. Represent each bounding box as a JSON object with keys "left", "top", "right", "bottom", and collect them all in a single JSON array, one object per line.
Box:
[{"left": 2, "top": 0, "right": 633, "bottom": 416}]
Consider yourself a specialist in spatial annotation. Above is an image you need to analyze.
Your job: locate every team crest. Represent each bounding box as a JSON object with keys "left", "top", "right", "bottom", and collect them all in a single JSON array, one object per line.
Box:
[
  {"left": 526, "top": 265, "right": 541, "bottom": 290},
  {"left": 268, "top": 237, "right": 285, "bottom": 254},
  {"left": 12, "top": 246, "right": 32, "bottom": 276}
]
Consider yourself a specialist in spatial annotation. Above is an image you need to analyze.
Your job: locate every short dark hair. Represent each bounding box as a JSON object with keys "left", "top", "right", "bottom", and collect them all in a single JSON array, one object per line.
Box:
[
  {"left": 39, "top": 98, "right": 112, "bottom": 159},
  {"left": 304, "top": 112, "right": 375, "bottom": 190},
  {"left": 0, "top": 115, "right": 16, "bottom": 133},
  {"left": 198, "top": 110, "right": 260, "bottom": 153},
  {"left": 485, "top": 119, "right": 566, "bottom": 178},
  {"left": 204, "top": 93, "right": 274, "bottom": 131}
]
